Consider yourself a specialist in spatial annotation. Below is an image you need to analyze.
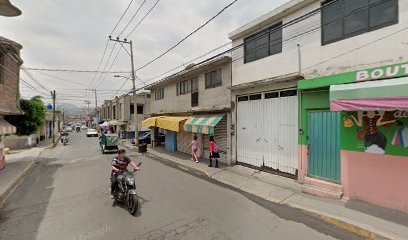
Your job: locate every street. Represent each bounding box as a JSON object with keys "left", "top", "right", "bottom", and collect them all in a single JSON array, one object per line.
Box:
[{"left": 0, "top": 133, "right": 362, "bottom": 240}]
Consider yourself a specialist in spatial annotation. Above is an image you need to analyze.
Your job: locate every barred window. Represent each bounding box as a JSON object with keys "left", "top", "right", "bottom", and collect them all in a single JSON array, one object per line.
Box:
[
  {"left": 244, "top": 22, "right": 282, "bottom": 63},
  {"left": 205, "top": 69, "right": 222, "bottom": 89},
  {"left": 155, "top": 88, "right": 164, "bottom": 100},
  {"left": 322, "top": 0, "right": 398, "bottom": 45}
]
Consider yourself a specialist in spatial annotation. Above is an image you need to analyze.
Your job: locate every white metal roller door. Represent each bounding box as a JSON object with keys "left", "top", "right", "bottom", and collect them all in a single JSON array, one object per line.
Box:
[
  {"left": 236, "top": 89, "right": 298, "bottom": 175},
  {"left": 203, "top": 117, "right": 228, "bottom": 164},
  {"left": 236, "top": 94, "right": 263, "bottom": 167}
]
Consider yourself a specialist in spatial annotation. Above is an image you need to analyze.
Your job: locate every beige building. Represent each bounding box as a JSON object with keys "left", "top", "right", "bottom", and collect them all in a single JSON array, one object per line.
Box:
[
  {"left": 100, "top": 92, "right": 150, "bottom": 135},
  {"left": 146, "top": 56, "right": 232, "bottom": 165}
]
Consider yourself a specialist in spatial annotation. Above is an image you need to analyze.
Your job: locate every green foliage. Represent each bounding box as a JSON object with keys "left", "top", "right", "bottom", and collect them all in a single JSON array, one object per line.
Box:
[{"left": 6, "top": 96, "right": 46, "bottom": 136}]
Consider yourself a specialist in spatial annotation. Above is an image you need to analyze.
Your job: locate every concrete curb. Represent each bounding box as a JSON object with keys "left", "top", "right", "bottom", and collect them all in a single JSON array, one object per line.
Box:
[
  {"left": 142, "top": 148, "right": 392, "bottom": 240},
  {"left": 146, "top": 152, "right": 211, "bottom": 178},
  {"left": 0, "top": 160, "right": 36, "bottom": 208}
]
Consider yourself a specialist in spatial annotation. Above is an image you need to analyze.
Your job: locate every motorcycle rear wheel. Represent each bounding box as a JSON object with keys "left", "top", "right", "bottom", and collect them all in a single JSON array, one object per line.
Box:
[{"left": 127, "top": 194, "right": 139, "bottom": 216}]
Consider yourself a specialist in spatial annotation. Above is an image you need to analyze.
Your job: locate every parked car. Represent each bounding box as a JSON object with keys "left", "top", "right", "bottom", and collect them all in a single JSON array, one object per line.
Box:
[
  {"left": 81, "top": 125, "right": 88, "bottom": 130},
  {"left": 131, "top": 132, "right": 165, "bottom": 145},
  {"left": 86, "top": 128, "right": 98, "bottom": 137}
]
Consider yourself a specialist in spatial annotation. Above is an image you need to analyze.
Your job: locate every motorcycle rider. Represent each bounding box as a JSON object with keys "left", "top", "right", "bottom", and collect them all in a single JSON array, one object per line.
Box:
[{"left": 110, "top": 149, "right": 140, "bottom": 199}]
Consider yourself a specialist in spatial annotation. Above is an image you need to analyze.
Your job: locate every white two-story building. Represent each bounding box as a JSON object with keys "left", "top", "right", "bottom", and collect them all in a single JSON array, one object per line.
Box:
[{"left": 229, "top": 0, "right": 407, "bottom": 180}]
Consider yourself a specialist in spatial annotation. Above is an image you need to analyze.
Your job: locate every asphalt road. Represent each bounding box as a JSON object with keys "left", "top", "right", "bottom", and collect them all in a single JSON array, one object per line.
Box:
[{"left": 0, "top": 133, "right": 363, "bottom": 240}]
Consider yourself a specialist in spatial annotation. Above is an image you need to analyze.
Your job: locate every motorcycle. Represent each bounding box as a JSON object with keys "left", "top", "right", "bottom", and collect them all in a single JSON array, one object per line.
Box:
[
  {"left": 112, "top": 162, "right": 142, "bottom": 215},
  {"left": 60, "top": 132, "right": 69, "bottom": 146}
]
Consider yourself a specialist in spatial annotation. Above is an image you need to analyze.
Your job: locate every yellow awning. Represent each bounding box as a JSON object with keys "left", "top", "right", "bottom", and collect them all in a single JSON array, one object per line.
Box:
[
  {"left": 141, "top": 116, "right": 189, "bottom": 132},
  {"left": 141, "top": 117, "right": 159, "bottom": 128}
]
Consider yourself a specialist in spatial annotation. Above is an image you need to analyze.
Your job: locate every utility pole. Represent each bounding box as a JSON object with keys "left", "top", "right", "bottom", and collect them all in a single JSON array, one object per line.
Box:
[
  {"left": 94, "top": 89, "right": 98, "bottom": 120},
  {"left": 109, "top": 36, "right": 138, "bottom": 145},
  {"left": 51, "top": 90, "right": 56, "bottom": 144}
]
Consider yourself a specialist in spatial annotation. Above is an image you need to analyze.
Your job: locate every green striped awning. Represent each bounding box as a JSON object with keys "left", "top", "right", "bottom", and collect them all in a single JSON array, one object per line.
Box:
[{"left": 184, "top": 115, "right": 224, "bottom": 134}]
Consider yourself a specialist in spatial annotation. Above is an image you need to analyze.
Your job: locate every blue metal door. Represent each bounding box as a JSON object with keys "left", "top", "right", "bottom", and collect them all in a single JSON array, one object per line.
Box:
[{"left": 308, "top": 111, "right": 341, "bottom": 183}]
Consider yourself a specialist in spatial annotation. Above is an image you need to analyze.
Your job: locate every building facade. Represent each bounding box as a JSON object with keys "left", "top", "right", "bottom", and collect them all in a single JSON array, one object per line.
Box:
[
  {"left": 99, "top": 93, "right": 150, "bottom": 137},
  {"left": 229, "top": 0, "right": 408, "bottom": 212},
  {"left": 0, "top": 36, "right": 23, "bottom": 169},
  {"left": 145, "top": 56, "right": 232, "bottom": 164}
]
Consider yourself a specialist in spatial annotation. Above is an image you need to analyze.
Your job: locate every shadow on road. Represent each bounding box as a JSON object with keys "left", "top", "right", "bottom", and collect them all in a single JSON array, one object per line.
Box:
[
  {"left": 0, "top": 157, "right": 62, "bottom": 240},
  {"left": 111, "top": 194, "right": 150, "bottom": 217}
]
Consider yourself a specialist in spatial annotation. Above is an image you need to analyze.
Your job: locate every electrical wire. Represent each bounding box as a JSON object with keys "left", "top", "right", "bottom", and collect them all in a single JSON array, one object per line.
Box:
[
  {"left": 24, "top": 67, "right": 130, "bottom": 74},
  {"left": 118, "top": 0, "right": 149, "bottom": 37},
  {"left": 125, "top": 0, "right": 161, "bottom": 38},
  {"left": 89, "top": 38, "right": 110, "bottom": 88},
  {"left": 110, "top": 0, "right": 135, "bottom": 36},
  {"left": 135, "top": 0, "right": 238, "bottom": 71},
  {"left": 95, "top": 47, "right": 123, "bottom": 88}
]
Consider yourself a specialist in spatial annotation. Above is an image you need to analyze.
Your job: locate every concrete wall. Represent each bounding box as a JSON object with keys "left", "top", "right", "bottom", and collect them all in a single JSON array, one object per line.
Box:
[
  {"left": 341, "top": 151, "right": 408, "bottom": 213},
  {"left": 150, "top": 62, "right": 231, "bottom": 114},
  {"left": 3, "top": 134, "right": 37, "bottom": 150},
  {"left": 231, "top": 0, "right": 408, "bottom": 86}
]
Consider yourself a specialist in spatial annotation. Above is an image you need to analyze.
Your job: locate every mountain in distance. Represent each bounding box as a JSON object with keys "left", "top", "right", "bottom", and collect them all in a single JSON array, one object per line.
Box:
[{"left": 58, "top": 103, "right": 81, "bottom": 114}]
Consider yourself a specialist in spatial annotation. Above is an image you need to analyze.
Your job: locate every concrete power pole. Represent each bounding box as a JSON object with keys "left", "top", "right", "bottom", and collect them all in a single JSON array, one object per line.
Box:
[
  {"left": 109, "top": 36, "right": 138, "bottom": 145},
  {"left": 51, "top": 90, "right": 56, "bottom": 144}
]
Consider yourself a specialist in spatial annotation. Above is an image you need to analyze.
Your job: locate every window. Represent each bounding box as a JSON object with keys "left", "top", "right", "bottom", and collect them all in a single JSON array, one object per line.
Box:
[
  {"left": 322, "top": 0, "right": 398, "bottom": 45},
  {"left": 249, "top": 94, "right": 262, "bottom": 101},
  {"left": 0, "top": 53, "right": 4, "bottom": 85},
  {"left": 280, "top": 89, "right": 297, "bottom": 97},
  {"left": 244, "top": 23, "right": 282, "bottom": 63},
  {"left": 205, "top": 69, "right": 222, "bottom": 89},
  {"left": 130, "top": 104, "right": 134, "bottom": 114},
  {"left": 112, "top": 106, "right": 116, "bottom": 119},
  {"left": 191, "top": 92, "right": 198, "bottom": 107},
  {"left": 237, "top": 96, "right": 249, "bottom": 102},
  {"left": 155, "top": 88, "right": 164, "bottom": 100},
  {"left": 137, "top": 105, "right": 144, "bottom": 114},
  {"left": 265, "top": 92, "right": 279, "bottom": 99},
  {"left": 177, "top": 78, "right": 198, "bottom": 95}
]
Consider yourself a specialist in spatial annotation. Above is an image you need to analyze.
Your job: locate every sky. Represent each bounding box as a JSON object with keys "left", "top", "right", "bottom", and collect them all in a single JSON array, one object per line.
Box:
[{"left": 0, "top": 0, "right": 290, "bottom": 108}]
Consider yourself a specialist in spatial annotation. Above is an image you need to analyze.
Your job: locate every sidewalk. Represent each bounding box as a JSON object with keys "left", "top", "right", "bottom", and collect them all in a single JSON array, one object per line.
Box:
[
  {"left": 0, "top": 138, "right": 55, "bottom": 207},
  {"left": 121, "top": 141, "right": 408, "bottom": 240}
]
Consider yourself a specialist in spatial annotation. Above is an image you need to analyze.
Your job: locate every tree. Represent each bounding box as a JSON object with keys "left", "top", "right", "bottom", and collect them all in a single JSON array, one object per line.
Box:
[{"left": 6, "top": 96, "right": 46, "bottom": 136}]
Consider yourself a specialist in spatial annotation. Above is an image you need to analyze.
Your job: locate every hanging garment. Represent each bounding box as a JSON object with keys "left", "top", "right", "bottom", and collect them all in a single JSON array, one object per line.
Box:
[
  {"left": 391, "top": 129, "right": 400, "bottom": 146},
  {"left": 401, "top": 127, "right": 408, "bottom": 148}
]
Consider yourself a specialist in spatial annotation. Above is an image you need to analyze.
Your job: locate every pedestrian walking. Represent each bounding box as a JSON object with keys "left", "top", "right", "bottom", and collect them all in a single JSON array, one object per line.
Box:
[
  {"left": 208, "top": 136, "right": 220, "bottom": 168},
  {"left": 188, "top": 135, "right": 200, "bottom": 163}
]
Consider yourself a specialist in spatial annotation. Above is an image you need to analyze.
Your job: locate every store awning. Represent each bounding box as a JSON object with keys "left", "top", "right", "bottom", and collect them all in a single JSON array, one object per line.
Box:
[
  {"left": 141, "top": 116, "right": 189, "bottom": 132},
  {"left": 330, "top": 77, "right": 408, "bottom": 111},
  {"left": 184, "top": 115, "right": 224, "bottom": 134},
  {"left": 0, "top": 118, "right": 16, "bottom": 135},
  {"left": 108, "top": 120, "right": 127, "bottom": 126}
]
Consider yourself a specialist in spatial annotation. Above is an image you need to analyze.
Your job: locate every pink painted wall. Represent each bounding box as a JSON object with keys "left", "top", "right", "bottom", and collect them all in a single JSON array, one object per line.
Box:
[
  {"left": 298, "top": 146, "right": 308, "bottom": 183},
  {"left": 341, "top": 150, "right": 408, "bottom": 213}
]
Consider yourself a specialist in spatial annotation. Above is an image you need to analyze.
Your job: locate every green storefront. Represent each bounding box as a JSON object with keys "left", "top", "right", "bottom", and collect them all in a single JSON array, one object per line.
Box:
[{"left": 297, "top": 62, "right": 408, "bottom": 213}]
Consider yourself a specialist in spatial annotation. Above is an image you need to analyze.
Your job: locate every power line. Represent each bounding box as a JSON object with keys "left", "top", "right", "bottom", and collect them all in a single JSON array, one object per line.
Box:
[
  {"left": 125, "top": 0, "right": 161, "bottom": 38},
  {"left": 24, "top": 67, "right": 130, "bottom": 74},
  {"left": 142, "top": 41, "right": 231, "bottom": 84},
  {"left": 95, "top": 47, "right": 123, "bottom": 88},
  {"left": 118, "top": 0, "right": 149, "bottom": 37},
  {"left": 110, "top": 0, "right": 135, "bottom": 36},
  {"left": 35, "top": 70, "right": 89, "bottom": 87},
  {"left": 135, "top": 0, "right": 238, "bottom": 71},
  {"left": 89, "top": 38, "right": 110, "bottom": 88}
]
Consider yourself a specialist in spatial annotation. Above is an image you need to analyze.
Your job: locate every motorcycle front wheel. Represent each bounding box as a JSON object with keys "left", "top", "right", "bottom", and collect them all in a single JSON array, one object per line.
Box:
[{"left": 127, "top": 194, "right": 139, "bottom": 216}]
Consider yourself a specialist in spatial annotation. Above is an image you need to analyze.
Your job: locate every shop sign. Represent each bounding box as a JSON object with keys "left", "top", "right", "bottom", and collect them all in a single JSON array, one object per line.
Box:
[
  {"left": 356, "top": 63, "right": 408, "bottom": 81},
  {"left": 394, "top": 111, "right": 408, "bottom": 118}
]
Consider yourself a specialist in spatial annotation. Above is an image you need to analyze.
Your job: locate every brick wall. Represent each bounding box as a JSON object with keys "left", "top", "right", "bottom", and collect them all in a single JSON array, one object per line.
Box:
[{"left": 0, "top": 46, "right": 21, "bottom": 115}]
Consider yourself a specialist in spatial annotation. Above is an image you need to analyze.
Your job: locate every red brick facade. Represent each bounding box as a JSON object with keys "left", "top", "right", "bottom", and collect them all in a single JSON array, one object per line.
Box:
[{"left": 0, "top": 37, "right": 22, "bottom": 115}]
